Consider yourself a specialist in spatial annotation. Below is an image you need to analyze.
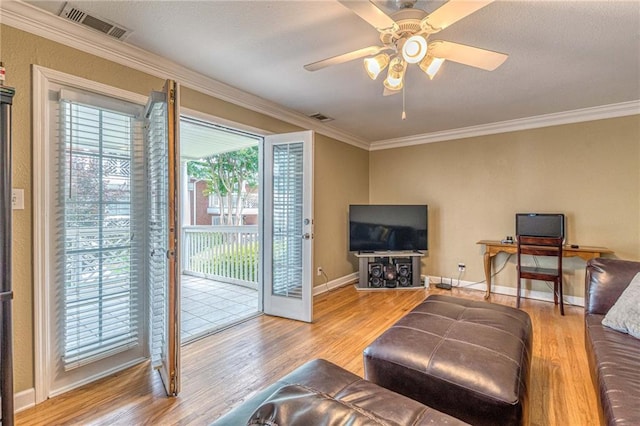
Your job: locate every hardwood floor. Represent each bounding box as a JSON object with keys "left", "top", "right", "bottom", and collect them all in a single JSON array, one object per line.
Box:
[{"left": 17, "top": 285, "right": 599, "bottom": 425}]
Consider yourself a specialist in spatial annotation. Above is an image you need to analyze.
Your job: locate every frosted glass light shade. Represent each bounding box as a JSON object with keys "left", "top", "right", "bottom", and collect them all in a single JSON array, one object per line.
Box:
[
  {"left": 363, "top": 53, "right": 390, "bottom": 80},
  {"left": 383, "top": 58, "right": 406, "bottom": 91},
  {"left": 402, "top": 35, "right": 428, "bottom": 64},
  {"left": 419, "top": 56, "right": 445, "bottom": 79}
]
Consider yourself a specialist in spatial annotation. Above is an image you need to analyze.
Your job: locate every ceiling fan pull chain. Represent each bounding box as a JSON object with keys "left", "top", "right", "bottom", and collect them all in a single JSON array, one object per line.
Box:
[{"left": 402, "top": 84, "right": 407, "bottom": 120}]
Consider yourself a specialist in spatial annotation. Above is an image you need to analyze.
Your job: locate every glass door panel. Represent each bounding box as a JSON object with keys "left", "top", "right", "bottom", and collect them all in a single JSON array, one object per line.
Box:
[{"left": 263, "top": 131, "right": 313, "bottom": 323}]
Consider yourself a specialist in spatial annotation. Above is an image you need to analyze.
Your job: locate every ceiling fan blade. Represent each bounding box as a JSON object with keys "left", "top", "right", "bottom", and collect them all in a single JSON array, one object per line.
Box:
[
  {"left": 338, "top": 0, "right": 397, "bottom": 31},
  {"left": 423, "top": 0, "right": 494, "bottom": 32},
  {"left": 428, "top": 40, "right": 508, "bottom": 71},
  {"left": 304, "top": 46, "right": 391, "bottom": 71}
]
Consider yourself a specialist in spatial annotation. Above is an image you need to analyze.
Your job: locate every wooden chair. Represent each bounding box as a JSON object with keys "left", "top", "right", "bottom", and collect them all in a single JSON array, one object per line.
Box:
[{"left": 516, "top": 235, "right": 564, "bottom": 315}]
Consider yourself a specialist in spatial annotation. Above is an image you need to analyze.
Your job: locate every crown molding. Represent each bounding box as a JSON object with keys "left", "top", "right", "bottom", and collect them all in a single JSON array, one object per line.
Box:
[
  {"left": 3, "top": 1, "right": 637, "bottom": 153},
  {"left": 370, "top": 100, "right": 640, "bottom": 151},
  {"left": 0, "top": 0, "right": 369, "bottom": 150}
]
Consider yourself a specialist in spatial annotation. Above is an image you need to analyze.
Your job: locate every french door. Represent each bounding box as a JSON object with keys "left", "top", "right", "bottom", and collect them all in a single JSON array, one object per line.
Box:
[
  {"left": 46, "top": 82, "right": 148, "bottom": 397},
  {"left": 145, "top": 80, "right": 180, "bottom": 396},
  {"left": 263, "top": 131, "right": 314, "bottom": 323},
  {"left": 41, "top": 75, "right": 180, "bottom": 398}
]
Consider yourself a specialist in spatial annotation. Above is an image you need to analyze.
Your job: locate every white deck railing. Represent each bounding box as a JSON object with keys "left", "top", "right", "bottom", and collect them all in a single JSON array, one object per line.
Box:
[{"left": 182, "top": 225, "right": 259, "bottom": 289}]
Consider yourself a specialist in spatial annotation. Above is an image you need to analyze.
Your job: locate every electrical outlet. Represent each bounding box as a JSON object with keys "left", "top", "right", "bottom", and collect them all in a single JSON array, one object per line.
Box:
[
  {"left": 458, "top": 263, "right": 466, "bottom": 272},
  {"left": 317, "top": 267, "right": 323, "bottom": 276},
  {"left": 12, "top": 188, "right": 24, "bottom": 210}
]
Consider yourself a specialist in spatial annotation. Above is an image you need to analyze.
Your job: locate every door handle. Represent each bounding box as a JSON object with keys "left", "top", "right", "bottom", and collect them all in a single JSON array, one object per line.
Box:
[{"left": 301, "top": 233, "right": 311, "bottom": 240}]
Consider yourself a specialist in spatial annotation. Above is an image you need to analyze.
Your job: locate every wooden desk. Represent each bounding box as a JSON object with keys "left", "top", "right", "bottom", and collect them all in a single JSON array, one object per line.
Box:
[{"left": 476, "top": 240, "right": 613, "bottom": 299}]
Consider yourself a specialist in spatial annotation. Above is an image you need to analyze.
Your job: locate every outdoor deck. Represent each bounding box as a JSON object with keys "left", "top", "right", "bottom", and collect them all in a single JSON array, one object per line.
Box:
[{"left": 181, "top": 275, "right": 260, "bottom": 343}]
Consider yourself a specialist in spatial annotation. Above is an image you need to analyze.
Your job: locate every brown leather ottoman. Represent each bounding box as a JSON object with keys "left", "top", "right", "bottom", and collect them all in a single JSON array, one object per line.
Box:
[
  {"left": 364, "top": 295, "right": 532, "bottom": 426},
  {"left": 212, "top": 358, "right": 469, "bottom": 425}
]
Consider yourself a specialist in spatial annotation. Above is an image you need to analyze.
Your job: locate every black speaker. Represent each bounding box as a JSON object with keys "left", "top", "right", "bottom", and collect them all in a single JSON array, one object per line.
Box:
[
  {"left": 396, "top": 259, "right": 412, "bottom": 287},
  {"left": 384, "top": 263, "right": 397, "bottom": 281},
  {"left": 368, "top": 263, "right": 384, "bottom": 288},
  {"left": 384, "top": 263, "right": 398, "bottom": 287}
]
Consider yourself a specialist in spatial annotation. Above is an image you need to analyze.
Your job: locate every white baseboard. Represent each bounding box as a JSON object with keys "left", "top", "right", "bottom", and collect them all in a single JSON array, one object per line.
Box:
[
  {"left": 0, "top": 387, "right": 36, "bottom": 417},
  {"left": 16, "top": 388, "right": 36, "bottom": 412},
  {"left": 314, "top": 272, "right": 359, "bottom": 296},
  {"left": 425, "top": 275, "right": 585, "bottom": 307}
]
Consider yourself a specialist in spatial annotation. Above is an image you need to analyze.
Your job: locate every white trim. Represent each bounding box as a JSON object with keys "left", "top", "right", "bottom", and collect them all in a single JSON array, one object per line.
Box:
[
  {"left": 32, "top": 65, "right": 149, "bottom": 403},
  {"left": 313, "top": 272, "right": 359, "bottom": 296},
  {"left": 0, "top": 0, "right": 368, "bottom": 150},
  {"left": 258, "top": 140, "right": 265, "bottom": 313},
  {"left": 1, "top": 388, "right": 36, "bottom": 414},
  {"left": 425, "top": 276, "right": 585, "bottom": 307},
  {"left": 180, "top": 107, "right": 272, "bottom": 138},
  {"left": 32, "top": 64, "right": 50, "bottom": 404},
  {"left": 15, "top": 388, "right": 36, "bottom": 413},
  {"left": 3, "top": 1, "right": 637, "bottom": 153},
  {"left": 48, "top": 358, "right": 146, "bottom": 399},
  {"left": 370, "top": 101, "right": 640, "bottom": 151}
]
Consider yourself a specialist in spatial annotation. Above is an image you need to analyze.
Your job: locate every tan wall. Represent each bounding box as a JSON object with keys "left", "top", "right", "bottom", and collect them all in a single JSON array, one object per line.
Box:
[
  {"left": 1, "top": 24, "right": 368, "bottom": 393},
  {"left": 314, "top": 134, "right": 369, "bottom": 285},
  {"left": 370, "top": 116, "right": 640, "bottom": 299}
]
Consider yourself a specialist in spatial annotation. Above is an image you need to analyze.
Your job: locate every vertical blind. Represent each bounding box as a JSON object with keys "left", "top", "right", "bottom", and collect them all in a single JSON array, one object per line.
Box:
[
  {"left": 57, "top": 96, "right": 144, "bottom": 370},
  {"left": 271, "top": 142, "right": 304, "bottom": 299}
]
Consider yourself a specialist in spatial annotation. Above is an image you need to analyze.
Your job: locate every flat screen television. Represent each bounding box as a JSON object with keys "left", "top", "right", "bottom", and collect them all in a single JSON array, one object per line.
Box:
[
  {"left": 515, "top": 213, "right": 565, "bottom": 239},
  {"left": 349, "top": 204, "right": 428, "bottom": 252}
]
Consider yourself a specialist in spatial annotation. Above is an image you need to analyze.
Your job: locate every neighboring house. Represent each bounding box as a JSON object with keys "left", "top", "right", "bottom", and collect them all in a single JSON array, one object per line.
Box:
[
  {"left": 187, "top": 179, "right": 211, "bottom": 226},
  {"left": 187, "top": 178, "right": 259, "bottom": 226}
]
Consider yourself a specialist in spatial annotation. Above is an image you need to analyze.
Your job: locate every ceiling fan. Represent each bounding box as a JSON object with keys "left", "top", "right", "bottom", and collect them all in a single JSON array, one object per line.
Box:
[{"left": 304, "top": 0, "right": 508, "bottom": 96}]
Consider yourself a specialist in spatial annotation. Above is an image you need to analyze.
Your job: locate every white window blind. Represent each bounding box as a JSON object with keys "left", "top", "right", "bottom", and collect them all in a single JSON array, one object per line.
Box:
[
  {"left": 271, "top": 143, "right": 304, "bottom": 298},
  {"left": 145, "top": 98, "right": 169, "bottom": 368},
  {"left": 57, "top": 94, "right": 145, "bottom": 370}
]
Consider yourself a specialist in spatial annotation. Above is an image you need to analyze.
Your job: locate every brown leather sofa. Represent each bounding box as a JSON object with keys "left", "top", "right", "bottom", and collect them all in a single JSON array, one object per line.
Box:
[
  {"left": 584, "top": 258, "right": 640, "bottom": 426},
  {"left": 212, "top": 358, "right": 469, "bottom": 425}
]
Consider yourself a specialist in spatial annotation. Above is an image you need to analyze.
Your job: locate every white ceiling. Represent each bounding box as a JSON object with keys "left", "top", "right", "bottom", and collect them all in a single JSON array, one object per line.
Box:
[{"left": 24, "top": 0, "right": 640, "bottom": 144}]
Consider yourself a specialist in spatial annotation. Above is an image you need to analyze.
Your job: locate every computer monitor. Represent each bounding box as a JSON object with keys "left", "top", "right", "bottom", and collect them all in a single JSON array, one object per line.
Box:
[{"left": 515, "top": 213, "right": 565, "bottom": 239}]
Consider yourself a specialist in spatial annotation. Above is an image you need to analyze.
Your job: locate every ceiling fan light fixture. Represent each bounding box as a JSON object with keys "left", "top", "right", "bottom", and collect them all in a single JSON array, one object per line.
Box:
[
  {"left": 419, "top": 55, "right": 445, "bottom": 79},
  {"left": 383, "top": 57, "right": 406, "bottom": 91},
  {"left": 363, "top": 53, "right": 390, "bottom": 80},
  {"left": 401, "top": 35, "right": 427, "bottom": 64}
]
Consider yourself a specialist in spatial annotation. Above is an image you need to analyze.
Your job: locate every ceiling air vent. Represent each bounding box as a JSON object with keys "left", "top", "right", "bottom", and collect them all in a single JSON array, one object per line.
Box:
[
  {"left": 59, "top": 3, "right": 132, "bottom": 40},
  {"left": 308, "top": 113, "right": 334, "bottom": 122}
]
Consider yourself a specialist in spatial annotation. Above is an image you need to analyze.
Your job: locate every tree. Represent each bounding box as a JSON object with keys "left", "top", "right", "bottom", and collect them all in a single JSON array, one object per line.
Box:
[{"left": 187, "top": 146, "right": 258, "bottom": 225}]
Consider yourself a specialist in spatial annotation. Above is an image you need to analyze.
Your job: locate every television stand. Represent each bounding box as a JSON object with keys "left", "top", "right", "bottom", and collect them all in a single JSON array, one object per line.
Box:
[{"left": 354, "top": 251, "right": 425, "bottom": 290}]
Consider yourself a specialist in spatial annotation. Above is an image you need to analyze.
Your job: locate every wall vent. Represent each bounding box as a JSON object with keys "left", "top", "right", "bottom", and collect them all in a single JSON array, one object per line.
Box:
[
  {"left": 59, "top": 3, "right": 132, "bottom": 40},
  {"left": 308, "top": 113, "right": 334, "bottom": 122}
]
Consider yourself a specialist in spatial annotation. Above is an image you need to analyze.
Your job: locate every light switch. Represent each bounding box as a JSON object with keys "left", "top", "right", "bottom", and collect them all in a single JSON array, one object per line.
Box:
[{"left": 12, "top": 188, "right": 24, "bottom": 210}]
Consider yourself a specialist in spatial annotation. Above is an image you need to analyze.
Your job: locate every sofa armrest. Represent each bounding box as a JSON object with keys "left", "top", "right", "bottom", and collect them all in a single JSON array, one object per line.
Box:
[{"left": 585, "top": 258, "right": 640, "bottom": 315}]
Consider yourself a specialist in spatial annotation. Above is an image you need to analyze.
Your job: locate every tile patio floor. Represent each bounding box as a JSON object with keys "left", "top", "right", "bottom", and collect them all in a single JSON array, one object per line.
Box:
[{"left": 181, "top": 274, "right": 260, "bottom": 343}]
